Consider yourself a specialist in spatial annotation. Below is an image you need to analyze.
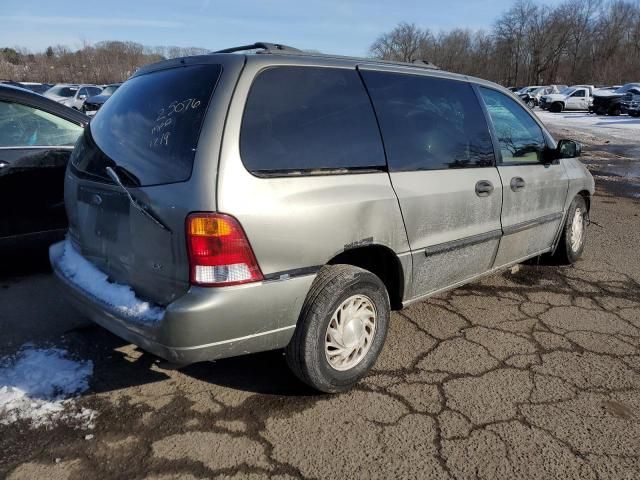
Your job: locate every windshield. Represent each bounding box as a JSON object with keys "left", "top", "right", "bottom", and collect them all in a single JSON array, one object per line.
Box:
[
  {"left": 71, "top": 64, "right": 222, "bottom": 186},
  {"left": 100, "top": 85, "right": 119, "bottom": 96},
  {"left": 46, "top": 86, "right": 78, "bottom": 97}
]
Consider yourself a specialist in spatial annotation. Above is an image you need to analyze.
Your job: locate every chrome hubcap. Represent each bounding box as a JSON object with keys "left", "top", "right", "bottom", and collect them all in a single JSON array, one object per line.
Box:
[
  {"left": 325, "top": 294, "right": 376, "bottom": 371},
  {"left": 570, "top": 207, "right": 585, "bottom": 252}
]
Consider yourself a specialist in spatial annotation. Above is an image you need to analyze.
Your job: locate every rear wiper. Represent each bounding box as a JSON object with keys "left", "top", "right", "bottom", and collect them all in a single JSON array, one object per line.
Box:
[{"left": 105, "top": 166, "right": 172, "bottom": 233}]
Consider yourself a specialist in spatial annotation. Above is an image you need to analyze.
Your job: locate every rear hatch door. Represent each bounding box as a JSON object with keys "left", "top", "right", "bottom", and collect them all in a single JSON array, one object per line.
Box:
[{"left": 65, "top": 57, "right": 240, "bottom": 305}]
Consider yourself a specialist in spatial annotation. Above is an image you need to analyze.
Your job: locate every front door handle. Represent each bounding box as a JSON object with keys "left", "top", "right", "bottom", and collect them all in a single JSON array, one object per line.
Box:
[
  {"left": 510, "top": 177, "right": 526, "bottom": 192},
  {"left": 475, "top": 180, "right": 494, "bottom": 197}
]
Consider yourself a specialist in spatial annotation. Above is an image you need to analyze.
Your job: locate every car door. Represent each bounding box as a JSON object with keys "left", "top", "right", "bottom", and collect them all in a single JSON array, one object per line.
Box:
[
  {"left": 477, "top": 87, "right": 568, "bottom": 267},
  {"left": 360, "top": 68, "right": 502, "bottom": 300},
  {"left": 0, "top": 100, "right": 84, "bottom": 241},
  {"left": 565, "top": 88, "right": 588, "bottom": 110}
]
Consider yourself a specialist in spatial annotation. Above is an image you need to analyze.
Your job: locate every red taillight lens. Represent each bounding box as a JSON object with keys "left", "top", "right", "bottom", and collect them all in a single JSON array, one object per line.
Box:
[{"left": 186, "top": 213, "right": 263, "bottom": 286}]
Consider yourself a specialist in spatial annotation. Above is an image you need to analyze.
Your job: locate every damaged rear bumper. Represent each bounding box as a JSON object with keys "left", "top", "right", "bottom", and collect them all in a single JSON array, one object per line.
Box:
[{"left": 50, "top": 241, "right": 314, "bottom": 364}]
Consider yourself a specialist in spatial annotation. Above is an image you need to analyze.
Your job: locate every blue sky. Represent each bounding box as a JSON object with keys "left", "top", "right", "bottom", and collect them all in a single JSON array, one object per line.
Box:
[{"left": 1, "top": 0, "right": 564, "bottom": 57}]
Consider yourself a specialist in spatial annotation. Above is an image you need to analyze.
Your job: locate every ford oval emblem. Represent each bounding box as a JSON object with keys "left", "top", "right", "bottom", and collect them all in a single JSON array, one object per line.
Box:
[{"left": 91, "top": 194, "right": 103, "bottom": 206}]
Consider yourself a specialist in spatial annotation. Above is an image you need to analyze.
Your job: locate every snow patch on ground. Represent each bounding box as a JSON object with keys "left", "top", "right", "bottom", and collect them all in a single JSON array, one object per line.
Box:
[
  {"left": 0, "top": 347, "right": 95, "bottom": 428},
  {"left": 535, "top": 110, "right": 640, "bottom": 144},
  {"left": 58, "top": 239, "right": 164, "bottom": 323}
]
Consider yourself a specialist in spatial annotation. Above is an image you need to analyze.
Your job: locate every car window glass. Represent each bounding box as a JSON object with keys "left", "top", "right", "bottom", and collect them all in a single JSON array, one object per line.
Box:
[
  {"left": 87, "top": 87, "right": 102, "bottom": 96},
  {"left": 479, "top": 87, "right": 545, "bottom": 164},
  {"left": 78, "top": 88, "right": 88, "bottom": 97},
  {"left": 361, "top": 71, "right": 495, "bottom": 171},
  {"left": 571, "top": 90, "right": 585, "bottom": 98},
  {"left": 0, "top": 101, "right": 83, "bottom": 147},
  {"left": 55, "top": 87, "right": 78, "bottom": 97},
  {"left": 74, "top": 64, "right": 222, "bottom": 186},
  {"left": 241, "top": 66, "right": 385, "bottom": 175}
]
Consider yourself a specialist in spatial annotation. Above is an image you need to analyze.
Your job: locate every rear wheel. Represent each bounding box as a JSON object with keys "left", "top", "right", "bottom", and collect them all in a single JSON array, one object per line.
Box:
[
  {"left": 553, "top": 195, "right": 588, "bottom": 264},
  {"left": 550, "top": 102, "right": 563, "bottom": 113},
  {"left": 285, "top": 265, "right": 390, "bottom": 393},
  {"left": 609, "top": 106, "right": 621, "bottom": 116}
]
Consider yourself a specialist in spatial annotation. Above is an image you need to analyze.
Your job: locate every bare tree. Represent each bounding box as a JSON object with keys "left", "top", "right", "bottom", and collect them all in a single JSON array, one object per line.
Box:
[
  {"left": 369, "top": 0, "right": 640, "bottom": 86},
  {"left": 370, "top": 22, "right": 431, "bottom": 62}
]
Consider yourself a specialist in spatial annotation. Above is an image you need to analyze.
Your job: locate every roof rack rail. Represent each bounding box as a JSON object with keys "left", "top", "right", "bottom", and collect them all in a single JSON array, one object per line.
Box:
[
  {"left": 213, "top": 42, "right": 302, "bottom": 54},
  {"left": 412, "top": 59, "right": 440, "bottom": 69}
]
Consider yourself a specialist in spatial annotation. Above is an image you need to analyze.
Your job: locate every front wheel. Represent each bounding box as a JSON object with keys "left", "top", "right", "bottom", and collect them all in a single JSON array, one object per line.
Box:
[
  {"left": 550, "top": 102, "right": 563, "bottom": 113},
  {"left": 527, "top": 99, "right": 536, "bottom": 109},
  {"left": 553, "top": 195, "right": 588, "bottom": 264},
  {"left": 285, "top": 265, "right": 390, "bottom": 393}
]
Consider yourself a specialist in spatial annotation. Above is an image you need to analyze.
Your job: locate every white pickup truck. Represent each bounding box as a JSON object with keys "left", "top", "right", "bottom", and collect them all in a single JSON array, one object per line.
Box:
[{"left": 539, "top": 85, "right": 595, "bottom": 112}]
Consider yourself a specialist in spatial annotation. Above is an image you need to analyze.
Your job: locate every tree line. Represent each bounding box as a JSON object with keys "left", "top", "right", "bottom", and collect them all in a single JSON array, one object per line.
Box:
[
  {"left": 0, "top": 41, "right": 208, "bottom": 84},
  {"left": 370, "top": 0, "right": 640, "bottom": 86}
]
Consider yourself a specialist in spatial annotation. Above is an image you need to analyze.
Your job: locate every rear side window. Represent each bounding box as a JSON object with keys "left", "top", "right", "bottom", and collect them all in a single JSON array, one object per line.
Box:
[
  {"left": 479, "top": 87, "right": 546, "bottom": 165},
  {"left": 73, "top": 64, "right": 221, "bottom": 186},
  {"left": 361, "top": 71, "right": 495, "bottom": 171},
  {"left": 240, "top": 66, "right": 385, "bottom": 175}
]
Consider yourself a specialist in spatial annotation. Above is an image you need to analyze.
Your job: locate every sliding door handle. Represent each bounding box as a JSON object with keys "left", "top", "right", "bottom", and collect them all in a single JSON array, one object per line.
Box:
[
  {"left": 510, "top": 177, "right": 526, "bottom": 192},
  {"left": 475, "top": 180, "right": 494, "bottom": 197}
]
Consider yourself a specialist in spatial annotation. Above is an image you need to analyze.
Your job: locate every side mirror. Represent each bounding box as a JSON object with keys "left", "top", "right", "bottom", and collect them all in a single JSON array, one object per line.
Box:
[
  {"left": 79, "top": 94, "right": 86, "bottom": 100},
  {"left": 557, "top": 139, "right": 581, "bottom": 159}
]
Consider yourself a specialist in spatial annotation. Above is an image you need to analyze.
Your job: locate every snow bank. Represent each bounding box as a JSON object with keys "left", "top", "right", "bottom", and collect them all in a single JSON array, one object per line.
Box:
[
  {"left": 535, "top": 110, "right": 640, "bottom": 144},
  {"left": 0, "top": 347, "right": 95, "bottom": 428},
  {"left": 58, "top": 239, "right": 164, "bottom": 323}
]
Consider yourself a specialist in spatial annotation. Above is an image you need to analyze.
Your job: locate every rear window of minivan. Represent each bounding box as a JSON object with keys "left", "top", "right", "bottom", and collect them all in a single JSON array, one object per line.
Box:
[{"left": 72, "top": 64, "right": 221, "bottom": 186}]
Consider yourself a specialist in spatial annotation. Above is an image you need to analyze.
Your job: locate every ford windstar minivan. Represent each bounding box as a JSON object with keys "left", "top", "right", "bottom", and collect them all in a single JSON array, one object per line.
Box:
[{"left": 50, "top": 43, "right": 594, "bottom": 392}]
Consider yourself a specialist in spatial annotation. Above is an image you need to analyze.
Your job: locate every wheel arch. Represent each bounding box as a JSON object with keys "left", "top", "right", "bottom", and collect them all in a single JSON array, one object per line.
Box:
[
  {"left": 577, "top": 189, "right": 591, "bottom": 213},
  {"left": 327, "top": 245, "right": 405, "bottom": 310}
]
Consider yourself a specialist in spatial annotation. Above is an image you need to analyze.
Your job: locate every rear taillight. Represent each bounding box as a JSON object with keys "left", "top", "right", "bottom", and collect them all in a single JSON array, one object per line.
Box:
[{"left": 186, "top": 213, "right": 263, "bottom": 287}]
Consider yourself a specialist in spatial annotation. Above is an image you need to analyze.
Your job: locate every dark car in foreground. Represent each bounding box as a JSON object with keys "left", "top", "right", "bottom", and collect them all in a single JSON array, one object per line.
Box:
[
  {"left": 590, "top": 83, "right": 640, "bottom": 115},
  {"left": 82, "top": 83, "right": 121, "bottom": 117},
  {"left": 0, "top": 85, "right": 88, "bottom": 251}
]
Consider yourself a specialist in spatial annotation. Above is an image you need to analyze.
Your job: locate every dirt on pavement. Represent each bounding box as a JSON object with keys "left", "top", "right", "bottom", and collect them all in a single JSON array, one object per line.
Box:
[{"left": 1, "top": 123, "right": 640, "bottom": 479}]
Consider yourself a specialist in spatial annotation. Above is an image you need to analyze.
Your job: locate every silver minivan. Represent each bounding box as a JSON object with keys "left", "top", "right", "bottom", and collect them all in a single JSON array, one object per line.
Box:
[{"left": 50, "top": 43, "right": 594, "bottom": 392}]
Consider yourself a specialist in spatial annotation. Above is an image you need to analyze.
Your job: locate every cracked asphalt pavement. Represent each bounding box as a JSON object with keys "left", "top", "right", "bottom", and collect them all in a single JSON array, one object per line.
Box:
[{"left": 1, "top": 129, "right": 640, "bottom": 479}]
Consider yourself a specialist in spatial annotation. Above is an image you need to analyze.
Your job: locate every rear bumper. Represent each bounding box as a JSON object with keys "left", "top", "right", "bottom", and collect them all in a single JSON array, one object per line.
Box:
[{"left": 50, "top": 241, "right": 314, "bottom": 364}]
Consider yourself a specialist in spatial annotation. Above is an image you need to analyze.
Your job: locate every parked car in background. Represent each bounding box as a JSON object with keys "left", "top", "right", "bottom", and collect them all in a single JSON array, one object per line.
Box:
[
  {"left": 19, "top": 82, "right": 54, "bottom": 94},
  {"left": 590, "top": 83, "right": 640, "bottom": 116},
  {"left": 0, "top": 85, "right": 88, "bottom": 251},
  {"left": 621, "top": 89, "right": 640, "bottom": 117},
  {"left": 82, "top": 83, "right": 121, "bottom": 116},
  {"left": 519, "top": 85, "right": 567, "bottom": 108},
  {"left": 44, "top": 84, "right": 103, "bottom": 109},
  {"left": 539, "top": 85, "right": 595, "bottom": 112},
  {"left": 516, "top": 85, "right": 541, "bottom": 97},
  {"left": 50, "top": 43, "right": 593, "bottom": 393}
]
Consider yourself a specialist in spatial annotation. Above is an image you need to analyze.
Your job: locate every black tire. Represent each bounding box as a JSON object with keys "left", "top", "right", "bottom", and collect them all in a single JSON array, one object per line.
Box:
[
  {"left": 553, "top": 195, "right": 588, "bottom": 265},
  {"left": 630, "top": 112, "right": 640, "bottom": 117},
  {"left": 285, "top": 264, "right": 390, "bottom": 393},
  {"left": 609, "top": 106, "right": 621, "bottom": 116},
  {"left": 550, "top": 102, "right": 563, "bottom": 113},
  {"left": 527, "top": 99, "right": 536, "bottom": 109}
]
